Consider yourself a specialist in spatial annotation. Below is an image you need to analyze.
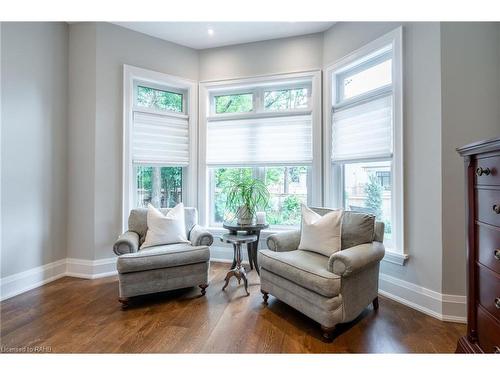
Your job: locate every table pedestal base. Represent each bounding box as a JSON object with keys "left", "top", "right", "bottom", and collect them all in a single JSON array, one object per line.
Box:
[
  {"left": 222, "top": 241, "right": 250, "bottom": 296},
  {"left": 222, "top": 265, "right": 249, "bottom": 296}
]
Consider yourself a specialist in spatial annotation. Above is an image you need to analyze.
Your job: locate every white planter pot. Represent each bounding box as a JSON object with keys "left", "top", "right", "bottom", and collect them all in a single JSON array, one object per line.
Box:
[{"left": 236, "top": 205, "right": 253, "bottom": 225}]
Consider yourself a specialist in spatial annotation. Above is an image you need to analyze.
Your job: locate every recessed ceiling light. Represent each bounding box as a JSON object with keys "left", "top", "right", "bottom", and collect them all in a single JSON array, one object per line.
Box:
[{"left": 207, "top": 28, "right": 214, "bottom": 36}]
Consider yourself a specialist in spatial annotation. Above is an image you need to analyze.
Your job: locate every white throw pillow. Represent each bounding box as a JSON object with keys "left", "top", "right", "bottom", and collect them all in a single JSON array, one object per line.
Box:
[
  {"left": 141, "top": 203, "right": 190, "bottom": 249},
  {"left": 298, "top": 205, "right": 343, "bottom": 257}
]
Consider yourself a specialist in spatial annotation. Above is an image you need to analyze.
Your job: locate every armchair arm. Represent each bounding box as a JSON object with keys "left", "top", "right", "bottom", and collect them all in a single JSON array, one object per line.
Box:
[
  {"left": 266, "top": 229, "right": 301, "bottom": 252},
  {"left": 113, "top": 231, "right": 139, "bottom": 256},
  {"left": 328, "top": 242, "right": 385, "bottom": 277},
  {"left": 189, "top": 224, "right": 214, "bottom": 246}
]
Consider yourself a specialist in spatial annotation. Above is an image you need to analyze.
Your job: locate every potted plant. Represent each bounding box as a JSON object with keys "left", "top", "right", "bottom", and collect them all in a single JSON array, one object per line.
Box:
[{"left": 223, "top": 175, "right": 270, "bottom": 225}]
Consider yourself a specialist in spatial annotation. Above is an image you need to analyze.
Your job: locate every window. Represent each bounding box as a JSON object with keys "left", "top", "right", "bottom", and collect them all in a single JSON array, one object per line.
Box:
[
  {"left": 135, "top": 166, "right": 183, "bottom": 208},
  {"left": 338, "top": 57, "right": 392, "bottom": 101},
  {"left": 136, "top": 85, "right": 183, "bottom": 112},
  {"left": 215, "top": 93, "right": 253, "bottom": 114},
  {"left": 376, "top": 171, "right": 391, "bottom": 190},
  {"left": 209, "top": 166, "right": 309, "bottom": 227},
  {"left": 343, "top": 161, "right": 393, "bottom": 249},
  {"left": 200, "top": 72, "right": 322, "bottom": 228},
  {"left": 123, "top": 66, "right": 197, "bottom": 229},
  {"left": 264, "top": 166, "right": 308, "bottom": 226},
  {"left": 325, "top": 27, "right": 403, "bottom": 255},
  {"left": 264, "top": 88, "right": 308, "bottom": 110},
  {"left": 210, "top": 167, "right": 254, "bottom": 224}
]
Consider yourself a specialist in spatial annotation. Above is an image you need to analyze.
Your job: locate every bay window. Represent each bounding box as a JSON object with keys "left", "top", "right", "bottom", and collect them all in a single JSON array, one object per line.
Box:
[
  {"left": 325, "top": 27, "right": 405, "bottom": 258},
  {"left": 123, "top": 65, "right": 197, "bottom": 230},
  {"left": 200, "top": 71, "right": 322, "bottom": 228}
]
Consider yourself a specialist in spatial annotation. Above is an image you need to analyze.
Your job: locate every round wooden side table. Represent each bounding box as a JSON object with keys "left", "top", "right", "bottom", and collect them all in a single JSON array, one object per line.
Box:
[
  {"left": 220, "top": 233, "right": 258, "bottom": 296},
  {"left": 222, "top": 222, "right": 269, "bottom": 274}
]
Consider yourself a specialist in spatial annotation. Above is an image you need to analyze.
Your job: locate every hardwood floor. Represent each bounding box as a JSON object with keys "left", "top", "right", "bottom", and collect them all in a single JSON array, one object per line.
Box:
[{"left": 0, "top": 262, "right": 465, "bottom": 353}]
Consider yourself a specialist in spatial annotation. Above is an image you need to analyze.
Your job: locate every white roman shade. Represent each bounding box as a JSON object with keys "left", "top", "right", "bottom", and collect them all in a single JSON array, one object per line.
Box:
[
  {"left": 331, "top": 94, "right": 393, "bottom": 162},
  {"left": 206, "top": 114, "right": 312, "bottom": 165},
  {"left": 132, "top": 111, "right": 189, "bottom": 166}
]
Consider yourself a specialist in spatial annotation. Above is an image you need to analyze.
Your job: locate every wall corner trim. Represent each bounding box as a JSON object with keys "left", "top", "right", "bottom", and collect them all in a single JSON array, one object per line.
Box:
[{"left": 379, "top": 273, "right": 466, "bottom": 323}]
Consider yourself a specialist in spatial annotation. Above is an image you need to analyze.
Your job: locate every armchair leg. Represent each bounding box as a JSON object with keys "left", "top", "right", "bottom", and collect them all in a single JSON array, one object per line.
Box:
[
  {"left": 321, "top": 325, "right": 336, "bottom": 342},
  {"left": 199, "top": 283, "right": 209, "bottom": 296},
  {"left": 261, "top": 290, "right": 269, "bottom": 305},
  {"left": 372, "top": 296, "right": 379, "bottom": 310},
  {"left": 118, "top": 297, "right": 130, "bottom": 309}
]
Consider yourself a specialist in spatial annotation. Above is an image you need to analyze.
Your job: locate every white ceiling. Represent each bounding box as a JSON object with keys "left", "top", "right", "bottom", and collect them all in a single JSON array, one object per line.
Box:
[{"left": 113, "top": 22, "right": 335, "bottom": 50}]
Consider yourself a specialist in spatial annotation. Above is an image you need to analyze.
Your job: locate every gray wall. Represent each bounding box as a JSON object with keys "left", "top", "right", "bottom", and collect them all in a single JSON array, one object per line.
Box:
[
  {"left": 67, "top": 22, "right": 96, "bottom": 260},
  {"left": 1, "top": 22, "right": 69, "bottom": 277},
  {"left": 68, "top": 23, "right": 199, "bottom": 260},
  {"left": 440, "top": 22, "right": 500, "bottom": 295},
  {"left": 199, "top": 32, "right": 324, "bottom": 81},
  {"left": 323, "top": 22, "right": 444, "bottom": 293}
]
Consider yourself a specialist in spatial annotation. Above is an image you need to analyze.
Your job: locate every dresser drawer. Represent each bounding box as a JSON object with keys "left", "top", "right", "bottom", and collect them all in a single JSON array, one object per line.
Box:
[
  {"left": 476, "top": 305, "right": 500, "bottom": 353},
  {"left": 477, "top": 223, "right": 500, "bottom": 274},
  {"left": 477, "top": 189, "right": 500, "bottom": 227},
  {"left": 475, "top": 155, "right": 500, "bottom": 186},
  {"left": 478, "top": 265, "right": 500, "bottom": 321}
]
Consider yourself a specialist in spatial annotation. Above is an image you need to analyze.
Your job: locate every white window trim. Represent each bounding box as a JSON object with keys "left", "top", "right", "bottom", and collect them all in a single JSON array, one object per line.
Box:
[
  {"left": 323, "top": 27, "right": 406, "bottom": 261},
  {"left": 199, "top": 70, "right": 322, "bottom": 227},
  {"left": 122, "top": 65, "right": 198, "bottom": 231}
]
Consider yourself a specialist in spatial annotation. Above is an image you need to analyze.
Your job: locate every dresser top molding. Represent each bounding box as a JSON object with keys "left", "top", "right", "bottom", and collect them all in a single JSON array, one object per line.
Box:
[{"left": 457, "top": 136, "right": 500, "bottom": 157}]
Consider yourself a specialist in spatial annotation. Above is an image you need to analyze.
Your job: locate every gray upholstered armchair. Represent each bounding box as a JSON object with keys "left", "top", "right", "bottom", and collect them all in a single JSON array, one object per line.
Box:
[
  {"left": 258, "top": 208, "right": 385, "bottom": 341},
  {"left": 113, "top": 207, "right": 213, "bottom": 307}
]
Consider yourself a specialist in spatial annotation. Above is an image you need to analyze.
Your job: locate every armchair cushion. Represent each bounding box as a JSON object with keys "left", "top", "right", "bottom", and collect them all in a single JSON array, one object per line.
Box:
[
  {"left": 328, "top": 241, "right": 385, "bottom": 277},
  {"left": 340, "top": 211, "right": 376, "bottom": 249},
  {"left": 259, "top": 249, "right": 340, "bottom": 298},
  {"left": 189, "top": 224, "right": 214, "bottom": 246},
  {"left": 128, "top": 206, "right": 198, "bottom": 245},
  {"left": 266, "top": 229, "right": 301, "bottom": 252},
  {"left": 298, "top": 205, "right": 342, "bottom": 257},
  {"left": 141, "top": 203, "right": 189, "bottom": 249},
  {"left": 113, "top": 231, "right": 139, "bottom": 255},
  {"left": 117, "top": 243, "right": 210, "bottom": 274}
]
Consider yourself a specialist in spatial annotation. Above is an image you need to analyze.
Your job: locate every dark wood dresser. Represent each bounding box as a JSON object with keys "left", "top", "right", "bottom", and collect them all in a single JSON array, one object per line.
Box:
[{"left": 456, "top": 137, "right": 500, "bottom": 354}]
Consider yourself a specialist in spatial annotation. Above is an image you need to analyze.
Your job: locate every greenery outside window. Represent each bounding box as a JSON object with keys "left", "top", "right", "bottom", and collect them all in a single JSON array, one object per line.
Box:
[
  {"left": 264, "top": 88, "right": 308, "bottom": 111},
  {"left": 214, "top": 93, "right": 253, "bottom": 114},
  {"left": 343, "top": 161, "right": 392, "bottom": 249},
  {"left": 135, "top": 165, "right": 183, "bottom": 208},
  {"left": 209, "top": 166, "right": 309, "bottom": 227},
  {"left": 136, "top": 85, "right": 184, "bottom": 113}
]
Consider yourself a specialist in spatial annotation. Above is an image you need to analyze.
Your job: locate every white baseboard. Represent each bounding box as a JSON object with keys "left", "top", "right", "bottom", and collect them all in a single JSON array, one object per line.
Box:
[
  {"left": 66, "top": 257, "right": 117, "bottom": 279},
  {"left": 1, "top": 257, "right": 117, "bottom": 301},
  {"left": 0, "top": 254, "right": 467, "bottom": 324},
  {"left": 378, "top": 273, "right": 466, "bottom": 323},
  {"left": 0, "top": 259, "right": 67, "bottom": 301}
]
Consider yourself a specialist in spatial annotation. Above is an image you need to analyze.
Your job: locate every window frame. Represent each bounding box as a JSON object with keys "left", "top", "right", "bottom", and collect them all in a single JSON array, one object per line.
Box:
[
  {"left": 123, "top": 65, "right": 197, "bottom": 231},
  {"left": 323, "top": 27, "right": 405, "bottom": 260},
  {"left": 199, "top": 71, "right": 322, "bottom": 228}
]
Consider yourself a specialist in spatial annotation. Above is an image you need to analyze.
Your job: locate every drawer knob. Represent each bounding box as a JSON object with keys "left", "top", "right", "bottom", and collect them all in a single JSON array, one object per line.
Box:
[
  {"left": 476, "top": 167, "right": 491, "bottom": 176},
  {"left": 494, "top": 204, "right": 500, "bottom": 214},
  {"left": 495, "top": 249, "right": 500, "bottom": 260},
  {"left": 496, "top": 298, "right": 500, "bottom": 309}
]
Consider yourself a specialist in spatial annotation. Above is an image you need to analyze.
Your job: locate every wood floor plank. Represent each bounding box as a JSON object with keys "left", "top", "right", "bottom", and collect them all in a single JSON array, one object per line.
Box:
[{"left": 0, "top": 262, "right": 465, "bottom": 353}]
